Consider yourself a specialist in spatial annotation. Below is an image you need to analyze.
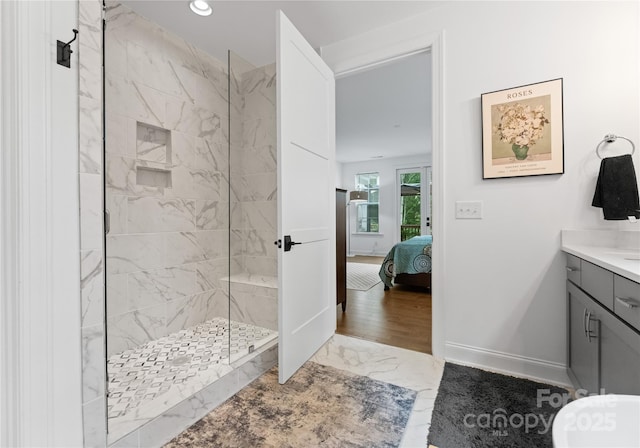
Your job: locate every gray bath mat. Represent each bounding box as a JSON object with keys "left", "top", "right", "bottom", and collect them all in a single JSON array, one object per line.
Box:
[
  {"left": 166, "top": 361, "right": 416, "bottom": 447},
  {"left": 427, "top": 362, "right": 569, "bottom": 448}
]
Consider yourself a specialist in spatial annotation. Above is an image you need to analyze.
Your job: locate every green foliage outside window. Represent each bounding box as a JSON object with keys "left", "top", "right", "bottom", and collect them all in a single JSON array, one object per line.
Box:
[{"left": 400, "top": 172, "right": 421, "bottom": 240}]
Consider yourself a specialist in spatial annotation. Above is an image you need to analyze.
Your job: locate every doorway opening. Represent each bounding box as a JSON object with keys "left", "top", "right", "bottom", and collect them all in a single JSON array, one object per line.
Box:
[{"left": 335, "top": 50, "right": 433, "bottom": 354}]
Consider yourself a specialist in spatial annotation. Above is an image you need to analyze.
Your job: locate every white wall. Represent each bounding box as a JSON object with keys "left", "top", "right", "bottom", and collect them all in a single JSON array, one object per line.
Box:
[
  {"left": 339, "top": 154, "right": 431, "bottom": 256},
  {"left": 322, "top": 1, "right": 639, "bottom": 384},
  {"left": 1, "top": 0, "right": 84, "bottom": 445}
]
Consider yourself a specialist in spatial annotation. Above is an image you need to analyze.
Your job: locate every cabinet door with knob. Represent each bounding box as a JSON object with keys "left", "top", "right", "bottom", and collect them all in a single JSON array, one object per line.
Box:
[{"left": 567, "top": 281, "right": 600, "bottom": 393}]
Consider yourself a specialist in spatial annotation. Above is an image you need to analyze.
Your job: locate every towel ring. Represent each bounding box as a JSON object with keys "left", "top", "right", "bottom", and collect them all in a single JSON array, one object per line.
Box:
[{"left": 596, "top": 134, "right": 636, "bottom": 159}]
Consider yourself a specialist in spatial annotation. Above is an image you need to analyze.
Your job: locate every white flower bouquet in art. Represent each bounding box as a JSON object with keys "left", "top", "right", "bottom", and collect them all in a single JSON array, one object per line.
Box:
[{"left": 494, "top": 103, "right": 550, "bottom": 160}]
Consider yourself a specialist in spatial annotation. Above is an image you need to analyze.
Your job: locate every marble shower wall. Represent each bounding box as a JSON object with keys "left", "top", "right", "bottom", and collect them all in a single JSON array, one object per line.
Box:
[
  {"left": 229, "top": 54, "right": 277, "bottom": 329},
  {"left": 104, "top": 2, "right": 230, "bottom": 357},
  {"left": 240, "top": 64, "right": 277, "bottom": 277},
  {"left": 229, "top": 59, "right": 277, "bottom": 278}
]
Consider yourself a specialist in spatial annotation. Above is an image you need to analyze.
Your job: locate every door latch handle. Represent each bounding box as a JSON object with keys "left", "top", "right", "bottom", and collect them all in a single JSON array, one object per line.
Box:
[
  {"left": 275, "top": 236, "right": 302, "bottom": 251},
  {"left": 284, "top": 235, "right": 301, "bottom": 252}
]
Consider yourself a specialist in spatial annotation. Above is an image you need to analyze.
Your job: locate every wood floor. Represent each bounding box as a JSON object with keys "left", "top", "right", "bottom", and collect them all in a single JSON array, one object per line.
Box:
[{"left": 337, "top": 256, "right": 432, "bottom": 354}]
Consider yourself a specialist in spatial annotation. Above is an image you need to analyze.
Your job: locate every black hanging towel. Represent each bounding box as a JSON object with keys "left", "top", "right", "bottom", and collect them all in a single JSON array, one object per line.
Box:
[{"left": 592, "top": 154, "right": 640, "bottom": 220}]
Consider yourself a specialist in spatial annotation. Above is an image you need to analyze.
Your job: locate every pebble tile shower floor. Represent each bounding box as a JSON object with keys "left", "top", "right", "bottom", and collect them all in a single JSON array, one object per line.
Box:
[{"left": 107, "top": 317, "right": 276, "bottom": 420}]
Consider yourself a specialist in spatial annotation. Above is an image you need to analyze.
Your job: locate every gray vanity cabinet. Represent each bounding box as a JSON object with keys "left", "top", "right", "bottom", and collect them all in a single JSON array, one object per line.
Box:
[{"left": 566, "top": 254, "right": 640, "bottom": 395}]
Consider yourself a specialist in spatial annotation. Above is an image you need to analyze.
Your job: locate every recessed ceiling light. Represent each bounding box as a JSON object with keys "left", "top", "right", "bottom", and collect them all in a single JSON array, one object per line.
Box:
[{"left": 190, "top": 0, "right": 212, "bottom": 16}]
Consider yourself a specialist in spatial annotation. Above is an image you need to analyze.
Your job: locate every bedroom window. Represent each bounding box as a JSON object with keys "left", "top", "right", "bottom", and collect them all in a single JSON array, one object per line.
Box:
[{"left": 355, "top": 173, "right": 379, "bottom": 233}]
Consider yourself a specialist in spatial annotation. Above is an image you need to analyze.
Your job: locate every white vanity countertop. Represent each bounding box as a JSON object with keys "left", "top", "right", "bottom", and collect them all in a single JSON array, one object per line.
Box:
[{"left": 561, "top": 230, "right": 640, "bottom": 283}]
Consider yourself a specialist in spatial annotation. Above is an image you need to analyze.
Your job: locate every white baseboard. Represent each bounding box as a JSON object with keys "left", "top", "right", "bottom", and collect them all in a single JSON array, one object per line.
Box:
[
  {"left": 348, "top": 252, "right": 388, "bottom": 258},
  {"left": 445, "top": 342, "right": 572, "bottom": 388}
]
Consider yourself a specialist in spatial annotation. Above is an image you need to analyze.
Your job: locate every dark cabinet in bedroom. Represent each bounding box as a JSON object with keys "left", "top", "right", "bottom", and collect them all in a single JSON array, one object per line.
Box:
[{"left": 336, "top": 189, "right": 347, "bottom": 311}]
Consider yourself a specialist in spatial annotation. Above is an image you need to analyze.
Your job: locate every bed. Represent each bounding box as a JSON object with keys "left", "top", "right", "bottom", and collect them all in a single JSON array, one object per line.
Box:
[{"left": 378, "top": 235, "right": 432, "bottom": 290}]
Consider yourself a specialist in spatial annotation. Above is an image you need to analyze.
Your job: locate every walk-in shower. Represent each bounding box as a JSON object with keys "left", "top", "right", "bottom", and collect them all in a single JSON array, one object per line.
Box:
[{"left": 103, "top": 2, "right": 278, "bottom": 442}]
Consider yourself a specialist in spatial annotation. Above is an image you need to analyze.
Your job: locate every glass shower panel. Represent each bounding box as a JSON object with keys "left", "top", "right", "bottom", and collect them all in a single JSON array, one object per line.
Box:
[
  {"left": 228, "top": 51, "right": 278, "bottom": 364},
  {"left": 103, "top": 2, "right": 231, "bottom": 440}
]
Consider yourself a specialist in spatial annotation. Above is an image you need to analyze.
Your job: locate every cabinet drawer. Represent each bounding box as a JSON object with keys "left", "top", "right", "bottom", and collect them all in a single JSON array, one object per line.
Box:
[
  {"left": 614, "top": 275, "right": 640, "bottom": 332},
  {"left": 581, "top": 261, "right": 613, "bottom": 310},
  {"left": 565, "top": 254, "right": 581, "bottom": 286}
]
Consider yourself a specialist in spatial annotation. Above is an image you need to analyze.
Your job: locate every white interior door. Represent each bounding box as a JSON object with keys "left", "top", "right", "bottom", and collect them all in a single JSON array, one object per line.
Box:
[{"left": 276, "top": 11, "right": 336, "bottom": 384}]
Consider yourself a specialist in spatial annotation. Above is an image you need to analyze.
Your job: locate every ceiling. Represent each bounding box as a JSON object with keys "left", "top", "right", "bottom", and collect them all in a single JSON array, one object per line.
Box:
[
  {"left": 336, "top": 52, "right": 431, "bottom": 163},
  {"left": 121, "top": 0, "right": 437, "bottom": 163},
  {"left": 121, "top": 1, "right": 443, "bottom": 66}
]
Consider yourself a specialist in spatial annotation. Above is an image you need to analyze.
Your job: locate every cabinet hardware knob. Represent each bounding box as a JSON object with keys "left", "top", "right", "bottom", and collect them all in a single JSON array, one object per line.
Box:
[{"left": 615, "top": 296, "right": 638, "bottom": 309}]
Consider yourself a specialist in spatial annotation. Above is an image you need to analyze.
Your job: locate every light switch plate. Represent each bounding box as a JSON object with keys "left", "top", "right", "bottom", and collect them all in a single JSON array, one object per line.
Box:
[{"left": 455, "top": 201, "right": 483, "bottom": 219}]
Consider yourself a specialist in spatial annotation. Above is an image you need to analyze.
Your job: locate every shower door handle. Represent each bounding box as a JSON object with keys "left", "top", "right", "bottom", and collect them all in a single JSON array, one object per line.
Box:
[{"left": 105, "top": 210, "right": 110, "bottom": 235}]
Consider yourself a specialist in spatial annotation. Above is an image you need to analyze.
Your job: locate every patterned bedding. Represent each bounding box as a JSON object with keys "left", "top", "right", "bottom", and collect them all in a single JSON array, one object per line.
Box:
[{"left": 378, "top": 235, "right": 433, "bottom": 288}]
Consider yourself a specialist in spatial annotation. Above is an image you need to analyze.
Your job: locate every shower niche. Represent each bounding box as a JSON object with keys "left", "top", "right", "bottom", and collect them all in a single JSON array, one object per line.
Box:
[
  {"left": 135, "top": 123, "right": 173, "bottom": 188},
  {"left": 104, "top": 2, "right": 278, "bottom": 443}
]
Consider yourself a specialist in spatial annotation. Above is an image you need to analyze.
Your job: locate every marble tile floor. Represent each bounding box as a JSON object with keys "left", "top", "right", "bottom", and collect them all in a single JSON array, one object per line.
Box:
[
  {"left": 310, "top": 334, "right": 445, "bottom": 448},
  {"left": 107, "top": 317, "right": 276, "bottom": 442}
]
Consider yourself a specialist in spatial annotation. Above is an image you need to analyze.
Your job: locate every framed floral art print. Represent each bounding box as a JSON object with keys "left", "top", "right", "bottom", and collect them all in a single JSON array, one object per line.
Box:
[{"left": 481, "top": 78, "right": 564, "bottom": 179}]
